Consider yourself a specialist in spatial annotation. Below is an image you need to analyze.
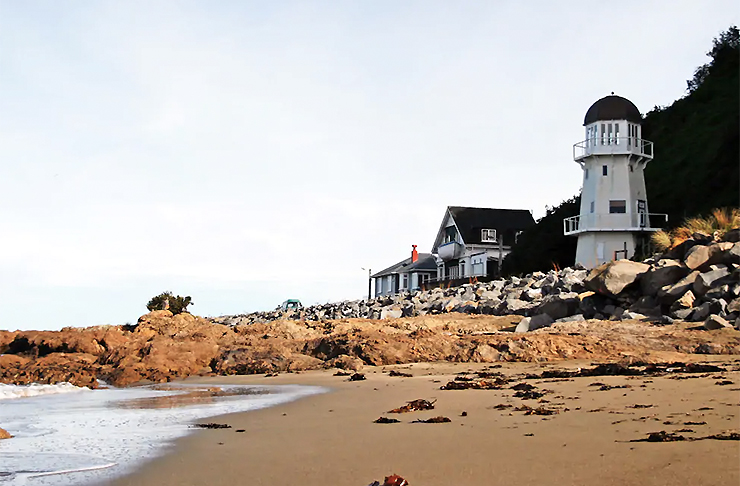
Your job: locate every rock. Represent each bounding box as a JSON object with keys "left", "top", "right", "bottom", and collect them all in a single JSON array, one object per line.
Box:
[
  {"left": 729, "top": 242, "right": 740, "bottom": 263},
  {"left": 536, "top": 292, "right": 579, "bottom": 320},
  {"left": 640, "top": 260, "right": 690, "bottom": 297},
  {"left": 724, "top": 229, "right": 740, "bottom": 243},
  {"left": 658, "top": 271, "right": 700, "bottom": 304},
  {"left": 515, "top": 314, "right": 554, "bottom": 333},
  {"left": 621, "top": 311, "right": 646, "bottom": 320},
  {"left": 684, "top": 242, "right": 734, "bottom": 271},
  {"left": 690, "top": 300, "right": 726, "bottom": 322},
  {"left": 380, "top": 308, "right": 403, "bottom": 320},
  {"left": 584, "top": 260, "right": 651, "bottom": 297},
  {"left": 555, "top": 314, "right": 586, "bottom": 323},
  {"left": 502, "top": 298, "right": 532, "bottom": 315},
  {"left": 693, "top": 267, "right": 731, "bottom": 296},
  {"left": 663, "top": 239, "right": 698, "bottom": 261},
  {"left": 522, "top": 288, "right": 543, "bottom": 301},
  {"left": 325, "top": 355, "right": 364, "bottom": 371},
  {"left": 671, "top": 308, "right": 693, "bottom": 320},
  {"left": 629, "top": 296, "right": 661, "bottom": 316},
  {"left": 704, "top": 314, "right": 732, "bottom": 330},
  {"left": 728, "top": 297, "right": 740, "bottom": 314},
  {"left": 656, "top": 316, "right": 674, "bottom": 325},
  {"left": 670, "top": 290, "right": 696, "bottom": 311},
  {"left": 0, "top": 427, "right": 12, "bottom": 440}
]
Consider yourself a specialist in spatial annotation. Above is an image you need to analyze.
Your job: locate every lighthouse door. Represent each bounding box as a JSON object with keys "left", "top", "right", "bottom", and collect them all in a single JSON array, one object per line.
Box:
[{"left": 637, "top": 200, "right": 647, "bottom": 227}]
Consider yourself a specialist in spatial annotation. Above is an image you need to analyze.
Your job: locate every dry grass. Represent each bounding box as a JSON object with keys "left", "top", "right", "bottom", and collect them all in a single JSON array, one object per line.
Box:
[
  {"left": 651, "top": 230, "right": 673, "bottom": 251},
  {"left": 652, "top": 207, "right": 739, "bottom": 250}
]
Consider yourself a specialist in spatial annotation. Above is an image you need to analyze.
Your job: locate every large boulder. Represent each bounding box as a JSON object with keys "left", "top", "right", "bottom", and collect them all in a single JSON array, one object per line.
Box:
[
  {"left": 640, "top": 260, "right": 690, "bottom": 297},
  {"left": 684, "top": 242, "right": 734, "bottom": 270},
  {"left": 704, "top": 314, "right": 732, "bottom": 330},
  {"left": 658, "top": 271, "right": 700, "bottom": 304},
  {"left": 584, "top": 260, "right": 651, "bottom": 297},
  {"left": 693, "top": 267, "right": 731, "bottom": 296},
  {"left": 536, "top": 292, "right": 580, "bottom": 320}
]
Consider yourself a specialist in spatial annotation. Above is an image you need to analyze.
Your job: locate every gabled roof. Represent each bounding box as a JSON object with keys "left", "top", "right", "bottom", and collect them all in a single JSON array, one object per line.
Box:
[
  {"left": 371, "top": 253, "right": 437, "bottom": 278},
  {"left": 432, "top": 206, "right": 535, "bottom": 251}
]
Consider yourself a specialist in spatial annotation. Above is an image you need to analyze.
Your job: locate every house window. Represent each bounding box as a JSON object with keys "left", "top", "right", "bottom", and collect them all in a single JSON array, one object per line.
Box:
[
  {"left": 402, "top": 274, "right": 408, "bottom": 289},
  {"left": 444, "top": 226, "right": 457, "bottom": 244},
  {"left": 459, "top": 262, "right": 465, "bottom": 278},
  {"left": 590, "top": 201, "right": 595, "bottom": 213},
  {"left": 602, "top": 165, "right": 608, "bottom": 176},
  {"left": 481, "top": 229, "right": 497, "bottom": 243},
  {"left": 609, "top": 200, "right": 627, "bottom": 213}
]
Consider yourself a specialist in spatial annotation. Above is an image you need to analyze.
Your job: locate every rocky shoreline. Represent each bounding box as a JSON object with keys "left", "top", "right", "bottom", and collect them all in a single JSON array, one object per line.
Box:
[
  {"left": 1, "top": 236, "right": 738, "bottom": 390},
  {"left": 214, "top": 237, "right": 740, "bottom": 331}
]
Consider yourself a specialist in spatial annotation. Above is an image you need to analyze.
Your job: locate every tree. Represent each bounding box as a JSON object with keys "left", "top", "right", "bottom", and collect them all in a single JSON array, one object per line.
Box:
[
  {"left": 146, "top": 291, "right": 193, "bottom": 315},
  {"left": 687, "top": 26, "right": 738, "bottom": 93}
]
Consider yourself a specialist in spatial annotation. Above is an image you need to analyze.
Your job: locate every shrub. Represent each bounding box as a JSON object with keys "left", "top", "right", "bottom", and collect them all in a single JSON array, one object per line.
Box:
[
  {"left": 651, "top": 207, "right": 739, "bottom": 250},
  {"left": 146, "top": 291, "right": 193, "bottom": 315}
]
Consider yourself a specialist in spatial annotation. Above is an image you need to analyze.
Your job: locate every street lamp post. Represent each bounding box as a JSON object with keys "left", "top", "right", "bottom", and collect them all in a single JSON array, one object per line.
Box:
[{"left": 361, "top": 267, "right": 372, "bottom": 301}]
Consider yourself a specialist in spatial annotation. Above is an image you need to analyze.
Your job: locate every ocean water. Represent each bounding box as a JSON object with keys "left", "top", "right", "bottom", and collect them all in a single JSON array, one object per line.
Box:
[{"left": 0, "top": 381, "right": 326, "bottom": 485}]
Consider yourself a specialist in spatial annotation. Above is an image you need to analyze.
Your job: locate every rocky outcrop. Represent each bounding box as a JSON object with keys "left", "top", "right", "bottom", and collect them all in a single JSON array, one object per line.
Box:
[{"left": 1, "top": 231, "right": 737, "bottom": 388}]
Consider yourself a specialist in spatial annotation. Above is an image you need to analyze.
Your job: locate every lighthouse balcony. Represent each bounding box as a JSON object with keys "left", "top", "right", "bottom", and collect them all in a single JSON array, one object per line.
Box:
[
  {"left": 563, "top": 213, "right": 668, "bottom": 236},
  {"left": 573, "top": 137, "right": 653, "bottom": 162}
]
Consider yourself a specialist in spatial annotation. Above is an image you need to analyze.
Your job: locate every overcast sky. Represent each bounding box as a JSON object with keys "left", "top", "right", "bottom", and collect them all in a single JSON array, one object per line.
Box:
[{"left": 0, "top": 1, "right": 736, "bottom": 330}]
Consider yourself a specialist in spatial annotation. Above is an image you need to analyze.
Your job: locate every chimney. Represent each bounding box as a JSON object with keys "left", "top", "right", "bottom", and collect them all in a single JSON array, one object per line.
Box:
[{"left": 411, "top": 245, "right": 419, "bottom": 263}]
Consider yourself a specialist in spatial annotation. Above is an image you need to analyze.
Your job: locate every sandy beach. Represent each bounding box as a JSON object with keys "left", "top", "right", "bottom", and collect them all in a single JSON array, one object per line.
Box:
[{"left": 107, "top": 358, "right": 740, "bottom": 486}]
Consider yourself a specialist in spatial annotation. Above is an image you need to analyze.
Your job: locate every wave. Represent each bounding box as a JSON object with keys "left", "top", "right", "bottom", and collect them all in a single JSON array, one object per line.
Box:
[{"left": 0, "top": 383, "right": 90, "bottom": 401}]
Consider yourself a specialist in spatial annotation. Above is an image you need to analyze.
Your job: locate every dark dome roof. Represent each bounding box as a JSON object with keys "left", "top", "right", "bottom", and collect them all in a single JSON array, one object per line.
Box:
[{"left": 583, "top": 95, "right": 642, "bottom": 125}]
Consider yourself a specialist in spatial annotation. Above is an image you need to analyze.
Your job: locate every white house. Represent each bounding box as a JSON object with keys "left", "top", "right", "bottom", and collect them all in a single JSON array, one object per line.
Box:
[
  {"left": 563, "top": 94, "right": 667, "bottom": 268},
  {"left": 430, "top": 206, "right": 535, "bottom": 282},
  {"left": 371, "top": 245, "right": 438, "bottom": 297}
]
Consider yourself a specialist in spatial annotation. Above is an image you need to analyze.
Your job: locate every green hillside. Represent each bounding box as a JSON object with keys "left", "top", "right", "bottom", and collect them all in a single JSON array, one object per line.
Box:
[{"left": 503, "top": 26, "right": 739, "bottom": 276}]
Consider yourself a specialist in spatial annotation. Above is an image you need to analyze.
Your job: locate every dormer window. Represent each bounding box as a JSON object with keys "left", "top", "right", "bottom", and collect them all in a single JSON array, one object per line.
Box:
[{"left": 481, "top": 229, "right": 497, "bottom": 243}]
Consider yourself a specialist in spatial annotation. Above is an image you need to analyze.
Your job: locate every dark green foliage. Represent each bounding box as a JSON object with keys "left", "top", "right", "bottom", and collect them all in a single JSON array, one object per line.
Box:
[
  {"left": 643, "top": 25, "right": 739, "bottom": 225},
  {"left": 503, "top": 26, "right": 739, "bottom": 276},
  {"left": 501, "top": 195, "right": 580, "bottom": 276},
  {"left": 146, "top": 291, "right": 193, "bottom": 315}
]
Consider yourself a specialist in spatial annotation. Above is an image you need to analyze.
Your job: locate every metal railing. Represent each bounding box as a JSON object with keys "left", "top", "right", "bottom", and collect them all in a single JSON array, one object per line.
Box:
[
  {"left": 573, "top": 137, "right": 653, "bottom": 161},
  {"left": 563, "top": 212, "right": 668, "bottom": 235}
]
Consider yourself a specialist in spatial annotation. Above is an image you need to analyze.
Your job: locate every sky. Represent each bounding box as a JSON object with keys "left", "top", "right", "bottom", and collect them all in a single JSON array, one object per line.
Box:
[{"left": 0, "top": 1, "right": 737, "bottom": 330}]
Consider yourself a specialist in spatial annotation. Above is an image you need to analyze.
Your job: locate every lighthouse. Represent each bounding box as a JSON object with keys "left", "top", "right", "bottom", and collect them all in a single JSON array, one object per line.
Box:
[{"left": 563, "top": 94, "right": 666, "bottom": 268}]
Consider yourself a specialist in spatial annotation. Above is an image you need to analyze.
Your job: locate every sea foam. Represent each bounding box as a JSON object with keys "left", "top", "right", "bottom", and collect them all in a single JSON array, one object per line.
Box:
[
  {"left": 0, "top": 382, "right": 326, "bottom": 485},
  {"left": 0, "top": 383, "right": 90, "bottom": 401}
]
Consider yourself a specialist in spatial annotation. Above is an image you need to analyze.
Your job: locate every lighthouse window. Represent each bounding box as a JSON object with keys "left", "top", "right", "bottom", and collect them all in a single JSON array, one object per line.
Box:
[
  {"left": 607, "top": 124, "right": 613, "bottom": 145},
  {"left": 609, "top": 200, "right": 627, "bottom": 214},
  {"left": 585, "top": 168, "right": 589, "bottom": 179},
  {"left": 590, "top": 201, "right": 594, "bottom": 213},
  {"left": 601, "top": 124, "right": 606, "bottom": 145},
  {"left": 614, "top": 124, "right": 619, "bottom": 144},
  {"left": 602, "top": 165, "right": 608, "bottom": 176}
]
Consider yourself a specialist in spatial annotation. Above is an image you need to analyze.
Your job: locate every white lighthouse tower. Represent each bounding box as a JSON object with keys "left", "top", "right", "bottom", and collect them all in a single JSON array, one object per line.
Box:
[{"left": 563, "top": 94, "right": 666, "bottom": 268}]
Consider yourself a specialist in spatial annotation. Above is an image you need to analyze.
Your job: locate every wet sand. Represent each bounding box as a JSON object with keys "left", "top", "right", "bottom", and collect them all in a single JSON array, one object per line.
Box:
[{"left": 108, "top": 358, "right": 740, "bottom": 486}]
